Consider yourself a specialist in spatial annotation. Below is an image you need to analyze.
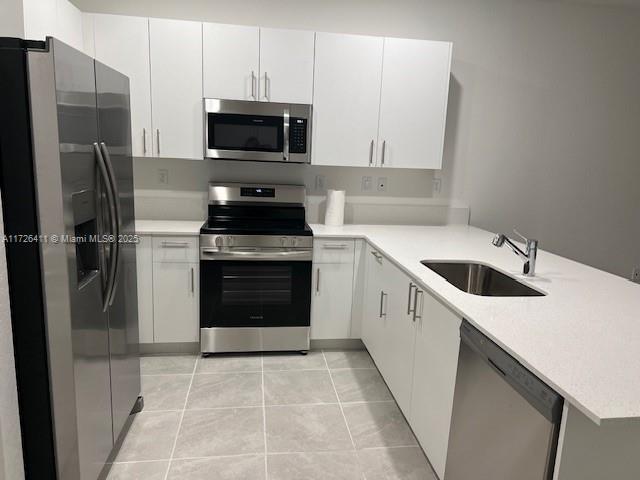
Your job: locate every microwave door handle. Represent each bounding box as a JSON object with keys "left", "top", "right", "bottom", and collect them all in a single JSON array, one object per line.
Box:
[{"left": 283, "top": 108, "right": 290, "bottom": 162}]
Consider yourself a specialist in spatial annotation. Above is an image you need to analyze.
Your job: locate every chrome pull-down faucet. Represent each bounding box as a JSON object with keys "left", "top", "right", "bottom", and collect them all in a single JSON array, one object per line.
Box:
[{"left": 492, "top": 230, "right": 538, "bottom": 277}]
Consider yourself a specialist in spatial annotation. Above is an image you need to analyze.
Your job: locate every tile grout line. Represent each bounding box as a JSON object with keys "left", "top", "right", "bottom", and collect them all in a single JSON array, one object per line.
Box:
[
  {"left": 261, "top": 354, "right": 268, "bottom": 480},
  {"left": 162, "top": 357, "right": 198, "bottom": 480},
  {"left": 321, "top": 350, "right": 357, "bottom": 451}
]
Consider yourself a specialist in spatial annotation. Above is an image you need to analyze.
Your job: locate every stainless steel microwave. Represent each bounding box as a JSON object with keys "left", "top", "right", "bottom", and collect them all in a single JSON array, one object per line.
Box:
[{"left": 204, "top": 98, "right": 312, "bottom": 163}]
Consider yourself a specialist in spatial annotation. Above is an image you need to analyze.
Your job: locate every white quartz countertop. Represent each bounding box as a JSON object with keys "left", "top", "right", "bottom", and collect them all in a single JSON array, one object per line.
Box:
[
  {"left": 310, "top": 223, "right": 640, "bottom": 425},
  {"left": 136, "top": 220, "right": 202, "bottom": 236}
]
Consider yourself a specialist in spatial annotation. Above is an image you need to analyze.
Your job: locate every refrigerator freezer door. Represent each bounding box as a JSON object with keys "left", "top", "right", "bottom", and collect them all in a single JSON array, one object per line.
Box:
[
  {"left": 95, "top": 60, "right": 141, "bottom": 444},
  {"left": 52, "top": 40, "right": 115, "bottom": 480}
]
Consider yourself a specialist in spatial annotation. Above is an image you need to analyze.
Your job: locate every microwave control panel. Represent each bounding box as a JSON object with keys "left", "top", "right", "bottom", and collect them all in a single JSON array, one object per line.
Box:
[{"left": 289, "top": 118, "right": 308, "bottom": 154}]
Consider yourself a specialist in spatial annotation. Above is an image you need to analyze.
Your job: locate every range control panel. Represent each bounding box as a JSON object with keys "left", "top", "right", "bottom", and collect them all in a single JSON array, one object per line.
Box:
[{"left": 289, "top": 118, "right": 308, "bottom": 154}]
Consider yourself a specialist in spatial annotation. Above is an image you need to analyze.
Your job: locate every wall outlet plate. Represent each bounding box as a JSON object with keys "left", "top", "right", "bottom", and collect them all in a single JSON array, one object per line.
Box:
[
  {"left": 377, "top": 177, "right": 387, "bottom": 192},
  {"left": 158, "top": 168, "right": 169, "bottom": 185},
  {"left": 361, "top": 176, "right": 373, "bottom": 192},
  {"left": 315, "top": 174, "right": 326, "bottom": 191},
  {"left": 632, "top": 267, "right": 640, "bottom": 284}
]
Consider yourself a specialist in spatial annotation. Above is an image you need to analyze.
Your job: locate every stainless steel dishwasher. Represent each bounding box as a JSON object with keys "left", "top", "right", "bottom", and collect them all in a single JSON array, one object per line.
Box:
[{"left": 445, "top": 320, "right": 564, "bottom": 480}]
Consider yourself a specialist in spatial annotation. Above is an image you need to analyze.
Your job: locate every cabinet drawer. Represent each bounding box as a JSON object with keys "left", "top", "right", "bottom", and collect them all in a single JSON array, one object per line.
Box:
[
  {"left": 152, "top": 236, "right": 198, "bottom": 263},
  {"left": 313, "top": 239, "right": 355, "bottom": 264}
]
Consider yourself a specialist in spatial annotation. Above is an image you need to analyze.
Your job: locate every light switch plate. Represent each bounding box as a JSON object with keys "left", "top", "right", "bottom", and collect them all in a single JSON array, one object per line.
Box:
[
  {"left": 315, "top": 175, "right": 326, "bottom": 191},
  {"left": 361, "top": 176, "right": 372, "bottom": 192}
]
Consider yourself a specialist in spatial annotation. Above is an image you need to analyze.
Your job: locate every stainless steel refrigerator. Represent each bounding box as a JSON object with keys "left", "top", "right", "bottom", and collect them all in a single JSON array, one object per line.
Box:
[{"left": 0, "top": 37, "right": 142, "bottom": 480}]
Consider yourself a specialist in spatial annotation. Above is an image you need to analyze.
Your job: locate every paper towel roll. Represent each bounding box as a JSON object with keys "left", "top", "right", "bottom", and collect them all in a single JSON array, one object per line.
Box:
[{"left": 324, "top": 189, "right": 346, "bottom": 226}]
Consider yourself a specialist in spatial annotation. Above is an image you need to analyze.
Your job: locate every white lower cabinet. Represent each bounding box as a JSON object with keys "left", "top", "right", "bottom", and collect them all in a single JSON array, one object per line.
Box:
[
  {"left": 409, "top": 290, "right": 461, "bottom": 479},
  {"left": 135, "top": 235, "right": 154, "bottom": 343},
  {"left": 310, "top": 263, "right": 354, "bottom": 339},
  {"left": 152, "top": 261, "right": 199, "bottom": 343},
  {"left": 311, "top": 239, "right": 355, "bottom": 340},
  {"left": 361, "top": 242, "right": 461, "bottom": 479},
  {"left": 135, "top": 234, "right": 200, "bottom": 345}
]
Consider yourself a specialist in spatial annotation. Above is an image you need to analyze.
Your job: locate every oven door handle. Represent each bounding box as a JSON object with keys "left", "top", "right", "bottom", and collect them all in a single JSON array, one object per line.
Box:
[{"left": 200, "top": 248, "right": 312, "bottom": 261}]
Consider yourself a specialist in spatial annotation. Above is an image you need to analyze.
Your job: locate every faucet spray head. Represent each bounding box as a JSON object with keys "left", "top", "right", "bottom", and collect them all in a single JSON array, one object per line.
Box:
[{"left": 492, "top": 234, "right": 506, "bottom": 247}]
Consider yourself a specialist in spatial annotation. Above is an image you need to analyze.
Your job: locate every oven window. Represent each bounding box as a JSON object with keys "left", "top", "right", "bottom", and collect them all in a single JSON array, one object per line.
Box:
[
  {"left": 222, "top": 264, "right": 292, "bottom": 306},
  {"left": 208, "top": 113, "right": 283, "bottom": 152}
]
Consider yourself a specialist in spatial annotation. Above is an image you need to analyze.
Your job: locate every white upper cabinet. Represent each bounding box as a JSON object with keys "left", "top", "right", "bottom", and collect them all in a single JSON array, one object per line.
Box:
[
  {"left": 203, "top": 23, "right": 259, "bottom": 101},
  {"left": 259, "top": 28, "right": 314, "bottom": 104},
  {"left": 312, "top": 32, "right": 384, "bottom": 167},
  {"left": 149, "top": 18, "right": 203, "bottom": 159},
  {"left": 377, "top": 38, "right": 452, "bottom": 169},
  {"left": 23, "top": 0, "right": 83, "bottom": 51},
  {"left": 93, "top": 14, "right": 152, "bottom": 157}
]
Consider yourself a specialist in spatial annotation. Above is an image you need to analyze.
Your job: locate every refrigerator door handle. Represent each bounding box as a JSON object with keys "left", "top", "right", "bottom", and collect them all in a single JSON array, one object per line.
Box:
[
  {"left": 100, "top": 142, "right": 122, "bottom": 306},
  {"left": 94, "top": 143, "right": 117, "bottom": 311}
]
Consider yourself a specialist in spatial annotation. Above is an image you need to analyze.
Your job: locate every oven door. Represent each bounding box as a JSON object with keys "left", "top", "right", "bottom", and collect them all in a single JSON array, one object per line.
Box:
[
  {"left": 200, "top": 254, "right": 312, "bottom": 328},
  {"left": 204, "top": 99, "right": 289, "bottom": 162}
]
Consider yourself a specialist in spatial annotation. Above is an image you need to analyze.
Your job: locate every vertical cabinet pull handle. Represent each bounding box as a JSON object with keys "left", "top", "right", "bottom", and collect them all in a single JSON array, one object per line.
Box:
[
  {"left": 369, "top": 140, "right": 374, "bottom": 166},
  {"left": 250, "top": 71, "right": 256, "bottom": 100},
  {"left": 381, "top": 140, "right": 387, "bottom": 166},
  {"left": 263, "top": 72, "right": 269, "bottom": 100},
  {"left": 407, "top": 283, "right": 417, "bottom": 315},
  {"left": 379, "top": 291, "right": 387, "bottom": 318},
  {"left": 190, "top": 267, "right": 195, "bottom": 294},
  {"left": 413, "top": 289, "right": 424, "bottom": 322},
  {"left": 156, "top": 129, "right": 160, "bottom": 156},
  {"left": 316, "top": 267, "right": 320, "bottom": 293},
  {"left": 143, "top": 128, "right": 147, "bottom": 155}
]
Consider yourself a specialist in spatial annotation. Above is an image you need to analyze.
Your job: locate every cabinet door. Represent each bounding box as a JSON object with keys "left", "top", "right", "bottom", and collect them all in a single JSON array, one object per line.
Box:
[
  {"left": 312, "top": 33, "right": 383, "bottom": 167},
  {"left": 377, "top": 261, "right": 417, "bottom": 415},
  {"left": 310, "top": 263, "right": 354, "bottom": 340},
  {"left": 136, "top": 235, "right": 154, "bottom": 344},
  {"left": 377, "top": 38, "right": 451, "bottom": 169},
  {"left": 94, "top": 14, "right": 152, "bottom": 157},
  {"left": 361, "top": 247, "right": 385, "bottom": 364},
  {"left": 152, "top": 262, "right": 199, "bottom": 343},
  {"left": 202, "top": 23, "right": 259, "bottom": 101},
  {"left": 259, "top": 28, "right": 314, "bottom": 104},
  {"left": 149, "top": 18, "right": 203, "bottom": 159},
  {"left": 409, "top": 291, "right": 461, "bottom": 479}
]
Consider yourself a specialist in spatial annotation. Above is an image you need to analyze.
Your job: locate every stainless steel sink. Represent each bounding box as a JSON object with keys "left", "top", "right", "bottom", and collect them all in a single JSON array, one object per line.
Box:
[{"left": 421, "top": 261, "right": 545, "bottom": 297}]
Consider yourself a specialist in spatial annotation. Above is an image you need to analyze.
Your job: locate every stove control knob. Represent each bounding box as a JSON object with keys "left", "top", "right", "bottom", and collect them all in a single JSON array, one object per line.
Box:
[
  {"left": 292, "top": 237, "right": 299, "bottom": 247},
  {"left": 226, "top": 236, "right": 234, "bottom": 246},
  {"left": 215, "top": 236, "right": 223, "bottom": 247},
  {"left": 280, "top": 237, "right": 287, "bottom": 247}
]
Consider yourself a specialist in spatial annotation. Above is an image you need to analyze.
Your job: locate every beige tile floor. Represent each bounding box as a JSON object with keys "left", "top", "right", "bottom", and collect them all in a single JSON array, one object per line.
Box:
[{"left": 107, "top": 350, "right": 438, "bottom": 480}]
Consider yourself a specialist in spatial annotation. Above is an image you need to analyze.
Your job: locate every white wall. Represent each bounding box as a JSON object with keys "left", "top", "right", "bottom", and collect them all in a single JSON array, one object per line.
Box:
[
  {"left": 74, "top": 0, "right": 640, "bottom": 277},
  {"left": 0, "top": 197, "right": 24, "bottom": 480},
  {"left": 0, "top": 0, "right": 24, "bottom": 38}
]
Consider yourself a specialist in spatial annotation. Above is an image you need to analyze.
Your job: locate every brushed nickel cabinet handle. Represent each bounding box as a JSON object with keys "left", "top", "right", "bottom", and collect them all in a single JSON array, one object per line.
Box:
[
  {"left": 413, "top": 289, "right": 424, "bottom": 322},
  {"left": 369, "top": 139, "right": 374, "bottom": 166},
  {"left": 190, "top": 267, "right": 195, "bottom": 294},
  {"left": 381, "top": 140, "right": 386, "bottom": 166},
  {"left": 407, "top": 283, "right": 417, "bottom": 315},
  {"left": 316, "top": 267, "right": 320, "bottom": 293},
  {"left": 156, "top": 129, "right": 160, "bottom": 156},
  {"left": 250, "top": 71, "right": 256, "bottom": 100},
  {"left": 379, "top": 291, "right": 387, "bottom": 318},
  {"left": 161, "top": 241, "right": 189, "bottom": 248},
  {"left": 143, "top": 128, "right": 147, "bottom": 155}
]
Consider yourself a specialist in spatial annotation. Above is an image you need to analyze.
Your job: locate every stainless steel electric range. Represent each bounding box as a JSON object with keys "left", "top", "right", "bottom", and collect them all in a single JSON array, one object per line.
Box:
[{"left": 199, "top": 183, "right": 313, "bottom": 354}]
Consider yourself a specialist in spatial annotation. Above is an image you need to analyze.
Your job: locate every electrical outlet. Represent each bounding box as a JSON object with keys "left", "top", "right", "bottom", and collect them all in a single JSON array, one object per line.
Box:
[
  {"left": 377, "top": 177, "right": 387, "bottom": 192},
  {"left": 158, "top": 168, "right": 169, "bottom": 185},
  {"left": 361, "top": 176, "right": 373, "bottom": 192},
  {"left": 632, "top": 267, "right": 640, "bottom": 284},
  {"left": 433, "top": 178, "right": 442, "bottom": 194},
  {"left": 314, "top": 175, "right": 326, "bottom": 191}
]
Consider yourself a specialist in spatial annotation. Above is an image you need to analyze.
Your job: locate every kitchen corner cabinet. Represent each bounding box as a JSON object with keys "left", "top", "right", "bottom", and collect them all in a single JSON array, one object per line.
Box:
[
  {"left": 203, "top": 24, "right": 314, "bottom": 104},
  {"left": 312, "top": 32, "right": 384, "bottom": 167},
  {"left": 312, "top": 33, "right": 451, "bottom": 169},
  {"left": 362, "top": 243, "right": 461, "bottom": 478},
  {"left": 149, "top": 18, "right": 203, "bottom": 159},
  {"left": 310, "top": 239, "right": 356, "bottom": 339},
  {"left": 93, "top": 14, "right": 153, "bottom": 157},
  {"left": 409, "top": 289, "right": 461, "bottom": 479}
]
